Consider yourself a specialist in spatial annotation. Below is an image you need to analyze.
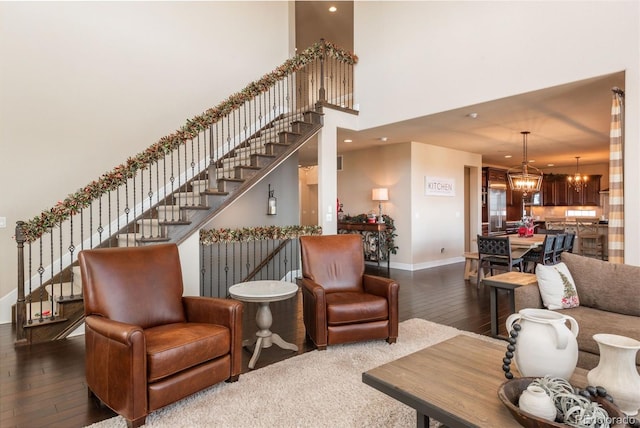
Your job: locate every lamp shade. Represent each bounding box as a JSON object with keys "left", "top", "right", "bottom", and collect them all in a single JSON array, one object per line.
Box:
[{"left": 372, "top": 188, "right": 389, "bottom": 201}]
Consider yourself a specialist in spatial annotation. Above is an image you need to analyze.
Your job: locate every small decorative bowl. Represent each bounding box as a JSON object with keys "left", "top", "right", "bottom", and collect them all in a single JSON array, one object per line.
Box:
[{"left": 497, "top": 377, "right": 630, "bottom": 428}]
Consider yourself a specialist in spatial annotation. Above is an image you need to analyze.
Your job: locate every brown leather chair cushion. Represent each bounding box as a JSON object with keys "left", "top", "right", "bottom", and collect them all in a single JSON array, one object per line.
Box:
[
  {"left": 145, "top": 323, "right": 231, "bottom": 382},
  {"left": 326, "top": 292, "right": 389, "bottom": 325}
]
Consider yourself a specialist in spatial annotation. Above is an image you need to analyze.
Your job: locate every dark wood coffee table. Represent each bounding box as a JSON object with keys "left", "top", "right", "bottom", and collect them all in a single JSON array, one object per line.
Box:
[{"left": 362, "top": 334, "right": 589, "bottom": 428}]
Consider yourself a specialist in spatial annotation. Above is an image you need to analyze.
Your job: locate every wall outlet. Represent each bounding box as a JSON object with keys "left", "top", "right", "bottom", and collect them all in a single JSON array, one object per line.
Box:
[{"left": 0, "top": 217, "right": 6, "bottom": 229}]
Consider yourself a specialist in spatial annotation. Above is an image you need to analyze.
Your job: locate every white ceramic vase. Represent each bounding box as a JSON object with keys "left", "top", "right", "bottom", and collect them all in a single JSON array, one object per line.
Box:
[
  {"left": 519, "top": 385, "right": 557, "bottom": 421},
  {"left": 587, "top": 333, "right": 640, "bottom": 416},
  {"left": 506, "top": 308, "right": 579, "bottom": 379}
]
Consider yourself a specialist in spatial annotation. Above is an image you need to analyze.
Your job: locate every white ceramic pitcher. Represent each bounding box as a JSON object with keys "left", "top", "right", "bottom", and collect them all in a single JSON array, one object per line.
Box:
[{"left": 506, "top": 308, "right": 579, "bottom": 380}]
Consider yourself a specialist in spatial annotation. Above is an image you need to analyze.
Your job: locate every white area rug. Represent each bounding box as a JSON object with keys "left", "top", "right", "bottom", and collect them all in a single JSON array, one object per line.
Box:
[{"left": 87, "top": 319, "right": 497, "bottom": 428}]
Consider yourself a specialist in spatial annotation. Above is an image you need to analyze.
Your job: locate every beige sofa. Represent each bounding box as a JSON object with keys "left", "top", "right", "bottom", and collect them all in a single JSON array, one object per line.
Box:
[{"left": 514, "top": 251, "right": 640, "bottom": 370}]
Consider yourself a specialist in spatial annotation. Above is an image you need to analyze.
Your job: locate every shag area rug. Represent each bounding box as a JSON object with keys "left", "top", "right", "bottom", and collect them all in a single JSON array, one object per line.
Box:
[{"left": 87, "top": 319, "right": 497, "bottom": 428}]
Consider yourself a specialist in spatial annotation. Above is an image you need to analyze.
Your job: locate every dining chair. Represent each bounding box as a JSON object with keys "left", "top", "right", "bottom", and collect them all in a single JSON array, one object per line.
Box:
[
  {"left": 563, "top": 233, "right": 576, "bottom": 253},
  {"left": 476, "top": 235, "right": 524, "bottom": 288},
  {"left": 522, "top": 234, "right": 556, "bottom": 273},
  {"left": 552, "top": 233, "right": 566, "bottom": 263},
  {"left": 545, "top": 217, "right": 566, "bottom": 232},
  {"left": 576, "top": 218, "right": 605, "bottom": 259}
]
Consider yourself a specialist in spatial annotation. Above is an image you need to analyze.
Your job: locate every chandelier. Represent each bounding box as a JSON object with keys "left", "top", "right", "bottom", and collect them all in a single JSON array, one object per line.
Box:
[
  {"left": 567, "top": 156, "right": 588, "bottom": 192},
  {"left": 507, "top": 131, "right": 543, "bottom": 197}
]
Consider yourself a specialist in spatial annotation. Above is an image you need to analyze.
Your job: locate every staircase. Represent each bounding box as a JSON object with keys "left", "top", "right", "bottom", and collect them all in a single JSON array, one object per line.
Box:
[
  {"left": 15, "top": 110, "right": 323, "bottom": 344},
  {"left": 13, "top": 39, "right": 358, "bottom": 345}
]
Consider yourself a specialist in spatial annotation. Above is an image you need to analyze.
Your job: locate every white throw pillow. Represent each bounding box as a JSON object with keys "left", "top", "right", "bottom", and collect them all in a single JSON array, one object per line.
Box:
[{"left": 535, "top": 262, "right": 580, "bottom": 309}]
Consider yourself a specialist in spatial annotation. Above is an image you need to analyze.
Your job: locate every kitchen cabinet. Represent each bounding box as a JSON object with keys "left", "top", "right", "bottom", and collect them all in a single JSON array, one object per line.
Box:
[
  {"left": 539, "top": 174, "right": 569, "bottom": 206},
  {"left": 568, "top": 175, "right": 601, "bottom": 206},
  {"left": 540, "top": 174, "right": 601, "bottom": 206}
]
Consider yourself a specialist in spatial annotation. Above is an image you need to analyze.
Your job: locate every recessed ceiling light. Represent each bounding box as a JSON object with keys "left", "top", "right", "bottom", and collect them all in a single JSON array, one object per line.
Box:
[
  {"left": 467, "top": 112, "right": 478, "bottom": 119},
  {"left": 504, "top": 155, "right": 512, "bottom": 159},
  {"left": 547, "top": 163, "right": 555, "bottom": 167},
  {"left": 329, "top": 6, "right": 337, "bottom": 12},
  {"left": 343, "top": 139, "right": 352, "bottom": 143},
  {"left": 379, "top": 137, "right": 388, "bottom": 142},
  {"left": 528, "top": 160, "right": 536, "bottom": 163}
]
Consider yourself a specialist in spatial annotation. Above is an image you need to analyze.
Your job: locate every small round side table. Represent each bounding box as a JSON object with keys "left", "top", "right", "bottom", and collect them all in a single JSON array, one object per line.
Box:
[{"left": 228, "top": 280, "right": 299, "bottom": 369}]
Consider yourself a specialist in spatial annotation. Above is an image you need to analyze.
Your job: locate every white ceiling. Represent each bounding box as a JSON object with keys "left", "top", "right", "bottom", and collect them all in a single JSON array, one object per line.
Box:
[
  {"left": 293, "top": 2, "right": 624, "bottom": 171},
  {"left": 330, "top": 71, "right": 624, "bottom": 170}
]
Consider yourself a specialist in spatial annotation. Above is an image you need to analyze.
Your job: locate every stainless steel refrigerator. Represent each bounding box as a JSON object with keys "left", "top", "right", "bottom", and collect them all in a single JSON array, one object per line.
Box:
[{"left": 488, "top": 183, "right": 507, "bottom": 234}]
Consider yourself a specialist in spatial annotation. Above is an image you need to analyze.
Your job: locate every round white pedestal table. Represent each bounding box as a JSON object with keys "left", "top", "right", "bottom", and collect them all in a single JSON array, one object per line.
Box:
[{"left": 228, "top": 280, "right": 299, "bottom": 369}]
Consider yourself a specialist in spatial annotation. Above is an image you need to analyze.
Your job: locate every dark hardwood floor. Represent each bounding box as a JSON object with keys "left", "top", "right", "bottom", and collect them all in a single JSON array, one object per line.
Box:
[{"left": 1, "top": 261, "right": 512, "bottom": 428}]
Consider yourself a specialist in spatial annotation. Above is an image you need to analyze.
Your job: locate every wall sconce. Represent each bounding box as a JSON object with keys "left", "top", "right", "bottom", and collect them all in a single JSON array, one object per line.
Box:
[
  {"left": 267, "top": 184, "right": 277, "bottom": 215},
  {"left": 372, "top": 188, "right": 389, "bottom": 223}
]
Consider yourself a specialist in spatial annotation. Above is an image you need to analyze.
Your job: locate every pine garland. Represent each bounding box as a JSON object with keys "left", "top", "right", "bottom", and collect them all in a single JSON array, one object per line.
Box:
[{"left": 200, "top": 225, "right": 322, "bottom": 245}]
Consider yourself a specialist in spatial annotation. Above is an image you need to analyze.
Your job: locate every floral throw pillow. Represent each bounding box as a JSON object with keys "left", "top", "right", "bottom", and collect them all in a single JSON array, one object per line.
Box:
[{"left": 535, "top": 262, "right": 580, "bottom": 309}]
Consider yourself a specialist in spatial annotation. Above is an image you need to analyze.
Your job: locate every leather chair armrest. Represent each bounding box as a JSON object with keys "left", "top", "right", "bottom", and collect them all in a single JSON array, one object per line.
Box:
[
  {"left": 84, "top": 315, "right": 147, "bottom": 422},
  {"left": 513, "top": 284, "right": 544, "bottom": 312},
  {"left": 183, "top": 296, "right": 244, "bottom": 378},
  {"left": 363, "top": 274, "right": 399, "bottom": 340},
  {"left": 299, "top": 278, "right": 328, "bottom": 347},
  {"left": 85, "top": 314, "right": 144, "bottom": 345},
  {"left": 363, "top": 274, "right": 398, "bottom": 298},
  {"left": 183, "top": 296, "right": 244, "bottom": 328}
]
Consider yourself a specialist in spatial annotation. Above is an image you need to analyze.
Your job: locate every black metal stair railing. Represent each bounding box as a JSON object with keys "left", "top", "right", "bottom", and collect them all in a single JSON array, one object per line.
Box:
[
  {"left": 13, "top": 39, "right": 358, "bottom": 345},
  {"left": 199, "top": 225, "right": 322, "bottom": 298}
]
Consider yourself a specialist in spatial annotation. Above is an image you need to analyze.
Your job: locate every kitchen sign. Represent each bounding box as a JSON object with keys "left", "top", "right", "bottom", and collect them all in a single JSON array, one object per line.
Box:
[{"left": 425, "top": 176, "right": 455, "bottom": 196}]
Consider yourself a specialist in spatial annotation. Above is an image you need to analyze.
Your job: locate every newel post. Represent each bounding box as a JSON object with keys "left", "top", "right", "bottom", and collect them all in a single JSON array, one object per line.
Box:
[{"left": 15, "top": 221, "right": 27, "bottom": 344}]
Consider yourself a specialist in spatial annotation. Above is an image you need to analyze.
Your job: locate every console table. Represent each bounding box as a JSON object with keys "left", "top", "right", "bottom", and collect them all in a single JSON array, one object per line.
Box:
[{"left": 338, "top": 222, "right": 390, "bottom": 271}]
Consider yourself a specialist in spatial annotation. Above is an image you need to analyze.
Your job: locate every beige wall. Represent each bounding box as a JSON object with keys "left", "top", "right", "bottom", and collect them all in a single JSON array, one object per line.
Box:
[
  {"left": 410, "top": 143, "right": 482, "bottom": 269},
  {"left": 338, "top": 143, "right": 412, "bottom": 265},
  {"left": 337, "top": 142, "right": 481, "bottom": 269}
]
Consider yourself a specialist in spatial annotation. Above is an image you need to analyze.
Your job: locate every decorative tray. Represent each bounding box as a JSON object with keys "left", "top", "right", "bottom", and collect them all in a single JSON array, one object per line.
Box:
[{"left": 498, "top": 377, "right": 632, "bottom": 428}]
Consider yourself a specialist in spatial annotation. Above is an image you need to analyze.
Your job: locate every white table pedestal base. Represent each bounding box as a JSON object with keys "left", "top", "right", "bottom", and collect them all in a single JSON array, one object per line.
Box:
[{"left": 244, "top": 301, "right": 298, "bottom": 369}]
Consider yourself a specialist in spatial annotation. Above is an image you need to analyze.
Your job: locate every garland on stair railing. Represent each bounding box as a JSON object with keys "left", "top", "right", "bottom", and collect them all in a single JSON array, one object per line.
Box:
[
  {"left": 200, "top": 225, "right": 322, "bottom": 245},
  {"left": 17, "top": 41, "right": 357, "bottom": 243}
]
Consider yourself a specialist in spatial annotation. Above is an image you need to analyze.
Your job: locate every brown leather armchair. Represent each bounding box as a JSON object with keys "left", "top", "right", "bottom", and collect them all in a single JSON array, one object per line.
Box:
[
  {"left": 299, "top": 234, "right": 399, "bottom": 350},
  {"left": 78, "top": 243, "right": 243, "bottom": 428}
]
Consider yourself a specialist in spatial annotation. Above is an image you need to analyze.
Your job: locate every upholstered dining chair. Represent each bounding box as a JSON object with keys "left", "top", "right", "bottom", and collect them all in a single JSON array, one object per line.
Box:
[
  {"left": 298, "top": 234, "right": 399, "bottom": 350},
  {"left": 476, "top": 235, "right": 524, "bottom": 288},
  {"left": 78, "top": 243, "right": 244, "bottom": 428}
]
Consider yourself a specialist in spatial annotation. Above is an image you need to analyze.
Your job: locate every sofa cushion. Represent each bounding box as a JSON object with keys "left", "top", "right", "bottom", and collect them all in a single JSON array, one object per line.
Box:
[
  {"left": 535, "top": 262, "right": 580, "bottom": 309},
  {"left": 557, "top": 306, "right": 640, "bottom": 366},
  {"left": 561, "top": 252, "right": 640, "bottom": 317}
]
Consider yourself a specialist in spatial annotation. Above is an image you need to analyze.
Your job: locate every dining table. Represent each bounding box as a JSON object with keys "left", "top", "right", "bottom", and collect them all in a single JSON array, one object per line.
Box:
[{"left": 509, "top": 233, "right": 545, "bottom": 259}]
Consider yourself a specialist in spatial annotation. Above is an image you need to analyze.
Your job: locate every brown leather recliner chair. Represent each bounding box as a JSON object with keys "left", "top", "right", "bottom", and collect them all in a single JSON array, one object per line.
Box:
[
  {"left": 78, "top": 243, "right": 243, "bottom": 428},
  {"left": 299, "top": 234, "right": 399, "bottom": 350}
]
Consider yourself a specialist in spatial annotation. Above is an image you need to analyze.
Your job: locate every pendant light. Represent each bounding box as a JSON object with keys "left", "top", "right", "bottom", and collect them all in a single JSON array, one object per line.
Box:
[
  {"left": 567, "top": 156, "right": 588, "bottom": 192},
  {"left": 507, "top": 131, "right": 544, "bottom": 197}
]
